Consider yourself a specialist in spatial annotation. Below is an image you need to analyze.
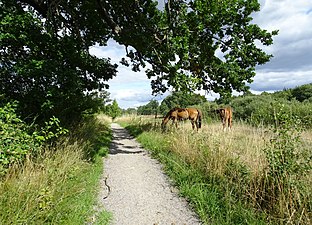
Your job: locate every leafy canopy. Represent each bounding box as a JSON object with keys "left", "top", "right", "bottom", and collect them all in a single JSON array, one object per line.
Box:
[{"left": 1, "top": 0, "right": 277, "bottom": 124}]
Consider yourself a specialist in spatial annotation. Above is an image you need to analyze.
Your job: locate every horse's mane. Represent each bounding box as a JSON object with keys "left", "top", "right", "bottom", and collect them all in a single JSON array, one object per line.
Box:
[
  {"left": 171, "top": 107, "right": 180, "bottom": 111},
  {"left": 164, "top": 107, "right": 182, "bottom": 118},
  {"left": 165, "top": 107, "right": 175, "bottom": 115}
]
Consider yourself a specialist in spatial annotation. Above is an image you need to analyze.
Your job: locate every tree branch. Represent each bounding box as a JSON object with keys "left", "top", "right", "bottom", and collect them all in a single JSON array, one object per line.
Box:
[
  {"left": 18, "top": 0, "right": 48, "bottom": 17},
  {"left": 96, "top": 0, "right": 121, "bottom": 35}
]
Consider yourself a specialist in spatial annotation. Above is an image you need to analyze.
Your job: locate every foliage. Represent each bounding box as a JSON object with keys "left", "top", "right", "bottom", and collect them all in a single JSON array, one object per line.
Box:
[
  {"left": 0, "top": 101, "right": 71, "bottom": 176},
  {"left": 123, "top": 107, "right": 137, "bottom": 115},
  {"left": 291, "top": 83, "right": 312, "bottom": 102},
  {"left": 271, "top": 88, "right": 293, "bottom": 101},
  {"left": 159, "top": 91, "right": 207, "bottom": 115},
  {"left": 104, "top": 99, "right": 122, "bottom": 120},
  {"left": 34, "top": 116, "right": 69, "bottom": 143},
  {"left": 1, "top": 1, "right": 117, "bottom": 126},
  {"left": 137, "top": 100, "right": 159, "bottom": 115},
  {"left": 146, "top": 0, "right": 277, "bottom": 97},
  {"left": 265, "top": 106, "right": 309, "bottom": 178},
  {"left": 0, "top": 102, "right": 41, "bottom": 175},
  {"left": 261, "top": 105, "right": 312, "bottom": 222},
  {"left": 230, "top": 93, "right": 312, "bottom": 129}
]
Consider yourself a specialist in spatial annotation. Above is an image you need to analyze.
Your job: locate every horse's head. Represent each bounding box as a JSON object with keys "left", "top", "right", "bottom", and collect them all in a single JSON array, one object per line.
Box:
[{"left": 161, "top": 117, "right": 169, "bottom": 130}]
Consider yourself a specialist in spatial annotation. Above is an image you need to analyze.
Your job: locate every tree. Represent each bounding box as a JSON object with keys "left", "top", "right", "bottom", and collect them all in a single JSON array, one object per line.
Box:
[
  {"left": 137, "top": 100, "right": 159, "bottom": 115},
  {"left": 1, "top": 1, "right": 117, "bottom": 125},
  {"left": 105, "top": 100, "right": 122, "bottom": 119},
  {"left": 1, "top": 0, "right": 277, "bottom": 125},
  {"left": 121, "top": 0, "right": 276, "bottom": 97},
  {"left": 291, "top": 83, "right": 312, "bottom": 102},
  {"left": 123, "top": 108, "right": 137, "bottom": 115}
]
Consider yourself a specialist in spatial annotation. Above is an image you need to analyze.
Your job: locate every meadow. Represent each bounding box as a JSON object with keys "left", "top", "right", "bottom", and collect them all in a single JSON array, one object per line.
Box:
[{"left": 116, "top": 115, "right": 312, "bottom": 225}]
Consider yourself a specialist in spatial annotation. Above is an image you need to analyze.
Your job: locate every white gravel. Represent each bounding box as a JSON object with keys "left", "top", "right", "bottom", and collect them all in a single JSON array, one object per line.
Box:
[{"left": 98, "top": 123, "right": 201, "bottom": 225}]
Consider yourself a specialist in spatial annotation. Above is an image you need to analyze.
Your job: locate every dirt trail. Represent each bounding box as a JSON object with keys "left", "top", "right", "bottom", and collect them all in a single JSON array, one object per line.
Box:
[{"left": 98, "top": 123, "right": 201, "bottom": 225}]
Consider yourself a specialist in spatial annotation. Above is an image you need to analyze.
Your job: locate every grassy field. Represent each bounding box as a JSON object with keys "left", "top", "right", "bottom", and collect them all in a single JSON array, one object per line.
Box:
[
  {"left": 116, "top": 115, "right": 312, "bottom": 225},
  {"left": 0, "top": 114, "right": 113, "bottom": 225}
]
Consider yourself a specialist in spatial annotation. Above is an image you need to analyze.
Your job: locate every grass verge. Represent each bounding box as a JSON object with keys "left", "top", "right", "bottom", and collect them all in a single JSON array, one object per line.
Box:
[{"left": 0, "top": 114, "right": 112, "bottom": 224}]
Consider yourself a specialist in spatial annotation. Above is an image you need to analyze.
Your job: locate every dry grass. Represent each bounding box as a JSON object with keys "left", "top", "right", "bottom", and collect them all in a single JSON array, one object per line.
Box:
[
  {"left": 0, "top": 141, "right": 89, "bottom": 223},
  {"left": 151, "top": 119, "right": 269, "bottom": 175}
]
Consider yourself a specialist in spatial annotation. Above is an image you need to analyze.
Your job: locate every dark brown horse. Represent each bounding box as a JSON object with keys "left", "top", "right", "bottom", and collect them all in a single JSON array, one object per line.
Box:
[
  {"left": 161, "top": 107, "right": 202, "bottom": 131},
  {"left": 214, "top": 107, "right": 233, "bottom": 131}
]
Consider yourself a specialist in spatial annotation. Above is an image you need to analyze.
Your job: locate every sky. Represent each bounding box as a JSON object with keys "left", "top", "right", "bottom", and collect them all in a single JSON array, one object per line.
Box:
[{"left": 89, "top": 0, "right": 312, "bottom": 109}]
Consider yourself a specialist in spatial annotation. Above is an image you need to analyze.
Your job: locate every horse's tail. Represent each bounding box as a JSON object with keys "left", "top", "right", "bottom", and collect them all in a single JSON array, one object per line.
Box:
[{"left": 197, "top": 109, "right": 202, "bottom": 129}]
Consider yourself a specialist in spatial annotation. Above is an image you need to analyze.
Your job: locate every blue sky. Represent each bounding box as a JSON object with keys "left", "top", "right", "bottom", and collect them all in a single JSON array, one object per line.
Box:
[{"left": 89, "top": 0, "right": 312, "bottom": 109}]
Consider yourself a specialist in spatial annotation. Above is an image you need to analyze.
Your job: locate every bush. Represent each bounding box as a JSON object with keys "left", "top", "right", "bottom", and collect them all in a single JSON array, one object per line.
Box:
[
  {"left": 261, "top": 105, "right": 312, "bottom": 222},
  {"left": 230, "top": 95, "right": 312, "bottom": 129},
  {"left": 0, "top": 102, "right": 41, "bottom": 175},
  {"left": 0, "top": 101, "right": 70, "bottom": 176}
]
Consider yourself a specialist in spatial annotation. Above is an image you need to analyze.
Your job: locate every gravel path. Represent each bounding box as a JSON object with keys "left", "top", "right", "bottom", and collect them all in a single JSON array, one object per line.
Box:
[{"left": 98, "top": 123, "right": 201, "bottom": 225}]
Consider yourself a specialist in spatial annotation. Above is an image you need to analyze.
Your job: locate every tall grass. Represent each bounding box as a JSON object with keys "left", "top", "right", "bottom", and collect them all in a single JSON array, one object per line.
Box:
[
  {"left": 0, "top": 114, "right": 112, "bottom": 224},
  {"left": 116, "top": 116, "right": 312, "bottom": 224}
]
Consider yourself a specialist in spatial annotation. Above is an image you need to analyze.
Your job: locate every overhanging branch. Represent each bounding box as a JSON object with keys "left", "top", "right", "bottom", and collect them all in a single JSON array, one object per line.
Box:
[{"left": 96, "top": 0, "right": 121, "bottom": 35}]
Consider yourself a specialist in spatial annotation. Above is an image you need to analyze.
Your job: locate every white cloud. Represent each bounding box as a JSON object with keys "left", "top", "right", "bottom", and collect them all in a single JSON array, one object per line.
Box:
[
  {"left": 89, "top": 40, "right": 125, "bottom": 64},
  {"left": 251, "top": 0, "right": 312, "bottom": 92},
  {"left": 110, "top": 87, "right": 166, "bottom": 109},
  {"left": 250, "top": 70, "right": 312, "bottom": 92},
  {"left": 89, "top": 39, "right": 158, "bottom": 108}
]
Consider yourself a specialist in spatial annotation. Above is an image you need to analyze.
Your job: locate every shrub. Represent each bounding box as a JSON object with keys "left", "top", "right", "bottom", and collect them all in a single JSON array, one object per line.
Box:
[
  {"left": 230, "top": 95, "right": 312, "bottom": 129},
  {"left": 262, "top": 104, "right": 312, "bottom": 222},
  {"left": 0, "top": 102, "right": 40, "bottom": 175},
  {"left": 0, "top": 102, "right": 69, "bottom": 176}
]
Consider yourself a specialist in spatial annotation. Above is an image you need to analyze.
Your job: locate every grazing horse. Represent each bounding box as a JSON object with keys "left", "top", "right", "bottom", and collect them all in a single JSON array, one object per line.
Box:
[
  {"left": 161, "top": 107, "right": 202, "bottom": 131},
  {"left": 214, "top": 107, "right": 233, "bottom": 131}
]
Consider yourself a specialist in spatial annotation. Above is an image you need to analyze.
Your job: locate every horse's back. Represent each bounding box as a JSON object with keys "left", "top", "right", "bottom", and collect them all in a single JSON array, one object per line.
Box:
[
  {"left": 186, "top": 107, "right": 201, "bottom": 120},
  {"left": 225, "top": 107, "right": 233, "bottom": 118},
  {"left": 176, "top": 108, "right": 189, "bottom": 119}
]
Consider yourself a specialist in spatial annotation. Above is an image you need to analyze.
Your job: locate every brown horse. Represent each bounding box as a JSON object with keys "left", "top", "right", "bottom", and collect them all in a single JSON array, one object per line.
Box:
[
  {"left": 161, "top": 107, "right": 202, "bottom": 131},
  {"left": 214, "top": 107, "right": 233, "bottom": 131}
]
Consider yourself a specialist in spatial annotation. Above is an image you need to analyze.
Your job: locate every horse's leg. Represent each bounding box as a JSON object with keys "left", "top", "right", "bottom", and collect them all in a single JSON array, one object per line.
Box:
[
  {"left": 228, "top": 116, "right": 232, "bottom": 131},
  {"left": 190, "top": 120, "right": 195, "bottom": 130},
  {"left": 174, "top": 118, "right": 178, "bottom": 128},
  {"left": 222, "top": 117, "right": 226, "bottom": 131},
  {"left": 195, "top": 119, "right": 199, "bottom": 131},
  {"left": 194, "top": 116, "right": 199, "bottom": 132}
]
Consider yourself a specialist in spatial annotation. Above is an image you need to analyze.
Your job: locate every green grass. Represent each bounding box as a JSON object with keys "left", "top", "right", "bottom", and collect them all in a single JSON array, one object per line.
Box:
[
  {"left": 0, "top": 114, "right": 112, "bottom": 224},
  {"left": 135, "top": 131, "right": 267, "bottom": 225}
]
